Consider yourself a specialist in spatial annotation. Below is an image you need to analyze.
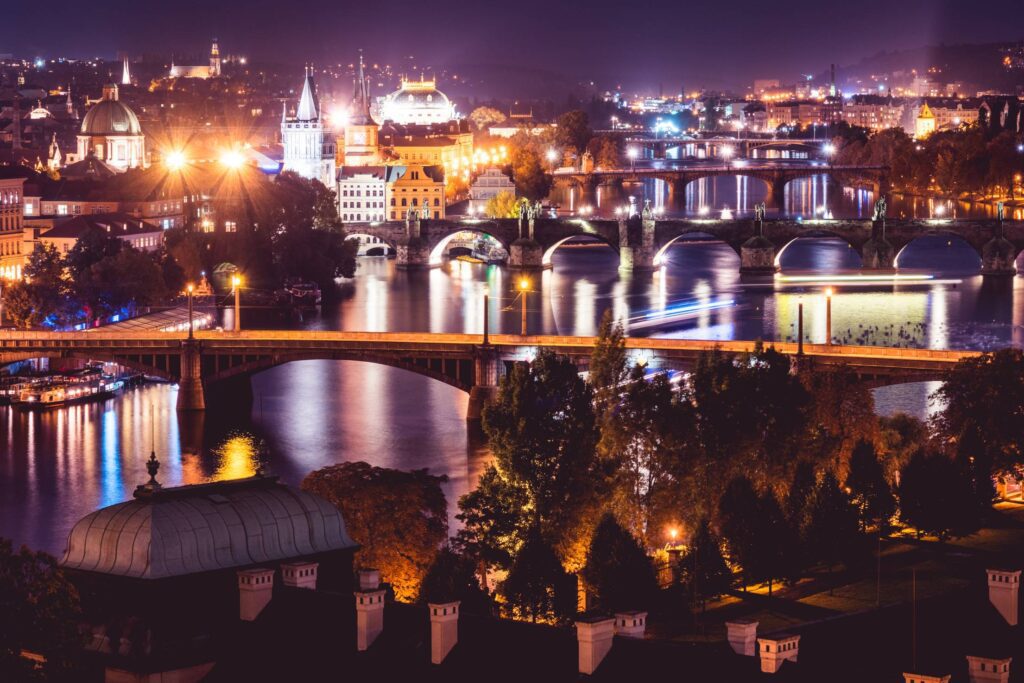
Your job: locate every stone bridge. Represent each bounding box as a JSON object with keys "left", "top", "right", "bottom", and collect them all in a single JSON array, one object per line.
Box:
[
  {"left": 622, "top": 136, "right": 828, "bottom": 160},
  {"left": 0, "top": 330, "right": 978, "bottom": 418},
  {"left": 347, "top": 214, "right": 1024, "bottom": 275}
]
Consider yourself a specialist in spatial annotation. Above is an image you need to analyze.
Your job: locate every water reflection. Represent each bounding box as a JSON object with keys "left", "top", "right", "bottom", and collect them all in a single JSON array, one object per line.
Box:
[{"left": 3, "top": 236, "right": 1024, "bottom": 555}]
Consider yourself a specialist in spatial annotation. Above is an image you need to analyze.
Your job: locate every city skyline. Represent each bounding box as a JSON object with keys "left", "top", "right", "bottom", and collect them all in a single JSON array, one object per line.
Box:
[{"left": 4, "top": 0, "right": 1024, "bottom": 90}]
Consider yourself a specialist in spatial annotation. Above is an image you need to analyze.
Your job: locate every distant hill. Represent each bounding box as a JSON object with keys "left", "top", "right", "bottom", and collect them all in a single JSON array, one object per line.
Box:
[{"left": 834, "top": 41, "right": 1024, "bottom": 92}]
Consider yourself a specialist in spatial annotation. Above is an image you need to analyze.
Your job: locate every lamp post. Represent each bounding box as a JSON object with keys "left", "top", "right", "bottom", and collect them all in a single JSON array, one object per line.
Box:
[
  {"left": 231, "top": 274, "right": 242, "bottom": 333},
  {"left": 797, "top": 302, "right": 804, "bottom": 355},
  {"left": 824, "top": 287, "right": 833, "bottom": 345},
  {"left": 518, "top": 278, "right": 530, "bottom": 336},
  {"left": 482, "top": 284, "right": 490, "bottom": 346},
  {"left": 186, "top": 283, "right": 194, "bottom": 339},
  {"left": 627, "top": 146, "right": 638, "bottom": 173}
]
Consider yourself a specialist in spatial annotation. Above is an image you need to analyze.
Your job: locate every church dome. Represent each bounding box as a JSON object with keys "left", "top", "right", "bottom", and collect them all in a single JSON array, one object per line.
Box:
[
  {"left": 80, "top": 85, "right": 142, "bottom": 137},
  {"left": 61, "top": 475, "right": 356, "bottom": 579},
  {"left": 380, "top": 78, "right": 457, "bottom": 125}
]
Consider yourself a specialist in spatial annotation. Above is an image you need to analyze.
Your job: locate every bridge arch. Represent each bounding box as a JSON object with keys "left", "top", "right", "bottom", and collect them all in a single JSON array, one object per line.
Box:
[
  {"left": 347, "top": 233, "right": 396, "bottom": 257},
  {"left": 541, "top": 232, "right": 619, "bottom": 267},
  {"left": 774, "top": 229, "right": 862, "bottom": 270},
  {"left": 205, "top": 352, "right": 476, "bottom": 393},
  {"left": 428, "top": 227, "right": 511, "bottom": 266},
  {"left": 653, "top": 230, "right": 742, "bottom": 266},
  {"left": 893, "top": 231, "right": 983, "bottom": 270}
]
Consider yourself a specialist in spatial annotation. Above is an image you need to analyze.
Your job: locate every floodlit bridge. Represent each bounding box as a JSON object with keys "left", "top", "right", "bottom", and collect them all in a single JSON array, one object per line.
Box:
[
  {"left": 552, "top": 162, "right": 890, "bottom": 207},
  {"left": 620, "top": 136, "right": 829, "bottom": 160},
  {"left": 0, "top": 330, "right": 978, "bottom": 418},
  {"left": 348, "top": 214, "right": 1024, "bottom": 275}
]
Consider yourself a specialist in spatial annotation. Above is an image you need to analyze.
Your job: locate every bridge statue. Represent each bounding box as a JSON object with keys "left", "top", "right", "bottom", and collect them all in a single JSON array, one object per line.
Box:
[
  {"left": 872, "top": 198, "right": 887, "bottom": 222},
  {"left": 754, "top": 202, "right": 766, "bottom": 234},
  {"left": 998, "top": 202, "right": 1005, "bottom": 223},
  {"left": 641, "top": 199, "right": 653, "bottom": 220},
  {"left": 421, "top": 204, "right": 430, "bottom": 220}
]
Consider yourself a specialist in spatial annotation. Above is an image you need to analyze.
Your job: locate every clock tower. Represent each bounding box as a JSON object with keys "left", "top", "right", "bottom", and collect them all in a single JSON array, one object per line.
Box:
[{"left": 344, "top": 53, "right": 380, "bottom": 167}]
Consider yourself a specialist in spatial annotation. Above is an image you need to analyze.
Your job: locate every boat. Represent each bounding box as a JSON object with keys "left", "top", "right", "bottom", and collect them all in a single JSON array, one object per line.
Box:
[
  {"left": 283, "top": 279, "right": 322, "bottom": 307},
  {"left": 13, "top": 371, "right": 125, "bottom": 409}
]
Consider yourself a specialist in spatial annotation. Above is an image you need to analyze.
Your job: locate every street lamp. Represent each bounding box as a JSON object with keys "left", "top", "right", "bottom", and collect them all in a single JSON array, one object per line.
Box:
[
  {"left": 165, "top": 150, "right": 187, "bottom": 171},
  {"left": 627, "top": 146, "right": 638, "bottom": 172},
  {"left": 546, "top": 148, "right": 558, "bottom": 169},
  {"left": 186, "top": 283, "right": 195, "bottom": 339},
  {"left": 824, "top": 287, "right": 833, "bottom": 345},
  {"left": 220, "top": 149, "right": 245, "bottom": 170},
  {"left": 231, "top": 274, "right": 242, "bottom": 333},
  {"left": 518, "top": 278, "right": 530, "bottom": 336},
  {"left": 482, "top": 284, "right": 490, "bottom": 345}
]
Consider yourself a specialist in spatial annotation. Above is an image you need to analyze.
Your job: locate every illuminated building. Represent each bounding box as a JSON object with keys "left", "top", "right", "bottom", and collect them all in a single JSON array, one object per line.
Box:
[
  {"left": 379, "top": 77, "right": 457, "bottom": 126},
  {"left": 168, "top": 38, "right": 222, "bottom": 79},
  {"left": 765, "top": 100, "right": 842, "bottom": 130},
  {"left": 343, "top": 54, "right": 380, "bottom": 167},
  {"left": 0, "top": 170, "right": 27, "bottom": 280},
  {"left": 917, "top": 99, "right": 979, "bottom": 135},
  {"left": 75, "top": 84, "right": 147, "bottom": 171},
  {"left": 386, "top": 164, "right": 445, "bottom": 220},
  {"left": 469, "top": 167, "right": 515, "bottom": 202},
  {"left": 121, "top": 57, "right": 131, "bottom": 86},
  {"left": 281, "top": 67, "right": 337, "bottom": 188},
  {"left": 843, "top": 95, "right": 905, "bottom": 131},
  {"left": 338, "top": 167, "right": 388, "bottom": 223},
  {"left": 915, "top": 102, "right": 936, "bottom": 139}
]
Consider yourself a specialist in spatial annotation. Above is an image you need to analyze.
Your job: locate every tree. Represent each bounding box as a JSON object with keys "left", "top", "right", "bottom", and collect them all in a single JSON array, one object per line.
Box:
[
  {"left": 589, "top": 309, "right": 627, "bottom": 404},
  {"left": 2, "top": 244, "right": 72, "bottom": 328},
  {"left": 718, "top": 476, "right": 761, "bottom": 591},
  {"left": 897, "top": 452, "right": 980, "bottom": 541},
  {"left": 301, "top": 462, "right": 448, "bottom": 601},
  {"left": 878, "top": 413, "right": 929, "bottom": 482},
  {"left": 586, "top": 136, "right": 620, "bottom": 169},
  {"left": 500, "top": 527, "right": 576, "bottom": 624},
  {"left": 454, "top": 464, "right": 531, "bottom": 573},
  {"left": 483, "top": 190, "right": 521, "bottom": 219},
  {"left": 681, "top": 519, "right": 733, "bottom": 607},
  {"left": 555, "top": 110, "right": 592, "bottom": 153},
  {"left": 804, "top": 472, "right": 863, "bottom": 576},
  {"left": 81, "top": 248, "right": 168, "bottom": 321},
  {"left": 581, "top": 513, "right": 658, "bottom": 613},
  {"left": 0, "top": 539, "right": 83, "bottom": 681},
  {"left": 508, "top": 146, "right": 551, "bottom": 200},
  {"left": 846, "top": 441, "right": 896, "bottom": 532},
  {"left": 469, "top": 106, "right": 506, "bottom": 131},
  {"left": 483, "top": 349, "right": 597, "bottom": 558},
  {"left": 803, "top": 365, "right": 878, "bottom": 472},
  {"left": 933, "top": 349, "right": 1024, "bottom": 493},
  {"left": 418, "top": 547, "right": 493, "bottom": 615}
]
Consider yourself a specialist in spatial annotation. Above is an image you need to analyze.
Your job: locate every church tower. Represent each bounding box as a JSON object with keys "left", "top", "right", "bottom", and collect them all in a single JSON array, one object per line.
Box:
[
  {"left": 121, "top": 57, "right": 131, "bottom": 86},
  {"left": 210, "top": 38, "right": 221, "bottom": 77},
  {"left": 281, "top": 67, "right": 336, "bottom": 188},
  {"left": 343, "top": 52, "right": 380, "bottom": 167}
]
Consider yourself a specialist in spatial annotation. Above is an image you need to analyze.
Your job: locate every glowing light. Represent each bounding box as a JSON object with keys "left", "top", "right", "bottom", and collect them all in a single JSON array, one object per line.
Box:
[
  {"left": 186, "top": 283, "right": 194, "bottom": 294},
  {"left": 668, "top": 527, "right": 679, "bottom": 541},
  {"left": 934, "top": 204, "right": 946, "bottom": 217},
  {"left": 627, "top": 147, "right": 639, "bottom": 160},
  {"left": 721, "top": 207, "right": 733, "bottom": 219},
  {"left": 824, "top": 286, "right": 834, "bottom": 298},
  {"left": 720, "top": 145, "right": 735, "bottom": 159},
  {"left": 698, "top": 206, "right": 710, "bottom": 216},
  {"left": 329, "top": 105, "right": 349, "bottom": 129},
  {"left": 518, "top": 278, "right": 530, "bottom": 291},
  {"left": 776, "top": 273, "right": 935, "bottom": 284},
  {"left": 231, "top": 274, "right": 242, "bottom": 290},
  {"left": 822, "top": 143, "right": 836, "bottom": 156},
  {"left": 164, "top": 150, "right": 187, "bottom": 171},
  {"left": 546, "top": 148, "right": 558, "bottom": 164},
  {"left": 220, "top": 149, "right": 245, "bottom": 169}
]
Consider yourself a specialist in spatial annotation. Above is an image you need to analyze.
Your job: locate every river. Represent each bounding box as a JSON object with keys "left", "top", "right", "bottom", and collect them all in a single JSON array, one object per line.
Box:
[{"left": 2, "top": 174, "right": 1022, "bottom": 555}]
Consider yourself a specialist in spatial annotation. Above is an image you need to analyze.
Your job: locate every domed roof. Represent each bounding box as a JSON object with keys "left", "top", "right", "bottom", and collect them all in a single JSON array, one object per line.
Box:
[
  {"left": 391, "top": 83, "right": 450, "bottom": 109},
  {"left": 380, "top": 78, "right": 457, "bottom": 124},
  {"left": 80, "top": 85, "right": 142, "bottom": 136},
  {"left": 61, "top": 475, "right": 356, "bottom": 579}
]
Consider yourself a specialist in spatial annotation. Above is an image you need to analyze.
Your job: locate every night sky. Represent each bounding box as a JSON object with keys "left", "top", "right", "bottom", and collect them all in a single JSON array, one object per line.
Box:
[{"left": 4, "top": 0, "right": 1023, "bottom": 89}]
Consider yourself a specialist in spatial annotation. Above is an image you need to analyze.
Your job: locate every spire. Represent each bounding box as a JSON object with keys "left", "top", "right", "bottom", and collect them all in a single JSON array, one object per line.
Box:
[
  {"left": 121, "top": 57, "right": 131, "bottom": 86},
  {"left": 295, "top": 65, "right": 319, "bottom": 121},
  {"left": 349, "top": 50, "right": 375, "bottom": 126}
]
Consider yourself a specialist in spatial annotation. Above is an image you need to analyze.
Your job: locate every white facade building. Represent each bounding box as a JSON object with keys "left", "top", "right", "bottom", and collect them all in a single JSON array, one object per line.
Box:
[
  {"left": 338, "top": 167, "right": 388, "bottom": 223},
  {"left": 281, "top": 68, "right": 336, "bottom": 189}
]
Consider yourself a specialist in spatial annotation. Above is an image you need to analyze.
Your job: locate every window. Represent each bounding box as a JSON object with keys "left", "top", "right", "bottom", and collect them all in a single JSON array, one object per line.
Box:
[
  {"left": 225, "top": 221, "right": 237, "bottom": 233},
  {"left": 401, "top": 198, "right": 407, "bottom": 207}
]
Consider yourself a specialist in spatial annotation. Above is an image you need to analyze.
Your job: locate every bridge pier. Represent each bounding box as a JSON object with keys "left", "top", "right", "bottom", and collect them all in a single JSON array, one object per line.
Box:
[
  {"left": 618, "top": 214, "right": 656, "bottom": 273},
  {"left": 862, "top": 218, "right": 895, "bottom": 270},
  {"left": 739, "top": 216, "right": 777, "bottom": 275},
  {"left": 467, "top": 346, "right": 502, "bottom": 422},
  {"left": 508, "top": 217, "right": 544, "bottom": 270},
  {"left": 176, "top": 339, "right": 206, "bottom": 411},
  {"left": 396, "top": 215, "right": 432, "bottom": 269},
  {"left": 982, "top": 220, "right": 1017, "bottom": 276}
]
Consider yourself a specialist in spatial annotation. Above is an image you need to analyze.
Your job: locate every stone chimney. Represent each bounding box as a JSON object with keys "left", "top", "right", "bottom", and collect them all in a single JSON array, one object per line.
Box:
[
  {"left": 726, "top": 619, "right": 759, "bottom": 656},
  {"left": 281, "top": 561, "right": 318, "bottom": 590},
  {"left": 428, "top": 601, "right": 460, "bottom": 665},
  {"left": 355, "top": 569, "right": 385, "bottom": 651},
  {"left": 966, "top": 656, "right": 1012, "bottom": 683},
  {"left": 237, "top": 568, "right": 275, "bottom": 621},
  {"left": 613, "top": 611, "right": 647, "bottom": 638},
  {"left": 576, "top": 615, "right": 615, "bottom": 675},
  {"left": 903, "top": 674, "right": 950, "bottom": 683},
  {"left": 987, "top": 569, "right": 1020, "bottom": 626},
  {"left": 757, "top": 633, "right": 799, "bottom": 674}
]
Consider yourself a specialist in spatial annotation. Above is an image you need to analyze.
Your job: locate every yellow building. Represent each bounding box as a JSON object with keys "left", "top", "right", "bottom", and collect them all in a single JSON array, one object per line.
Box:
[
  {"left": 385, "top": 164, "right": 445, "bottom": 220},
  {"left": 915, "top": 102, "right": 936, "bottom": 139},
  {"left": 0, "top": 174, "right": 27, "bottom": 281}
]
